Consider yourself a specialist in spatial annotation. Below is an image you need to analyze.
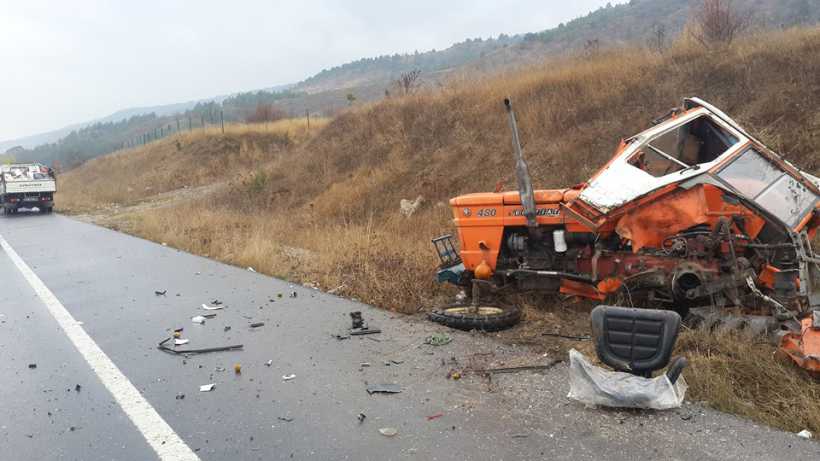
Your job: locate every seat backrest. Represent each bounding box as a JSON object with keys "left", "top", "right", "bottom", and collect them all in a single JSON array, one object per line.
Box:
[{"left": 591, "top": 305, "right": 681, "bottom": 376}]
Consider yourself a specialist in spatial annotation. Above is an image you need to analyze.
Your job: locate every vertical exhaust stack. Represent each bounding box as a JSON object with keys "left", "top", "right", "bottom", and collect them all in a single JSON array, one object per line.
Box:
[{"left": 504, "top": 98, "right": 538, "bottom": 233}]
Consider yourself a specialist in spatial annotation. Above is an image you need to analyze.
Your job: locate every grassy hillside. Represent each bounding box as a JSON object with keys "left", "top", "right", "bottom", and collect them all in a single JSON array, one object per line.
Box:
[{"left": 59, "top": 27, "right": 820, "bottom": 433}]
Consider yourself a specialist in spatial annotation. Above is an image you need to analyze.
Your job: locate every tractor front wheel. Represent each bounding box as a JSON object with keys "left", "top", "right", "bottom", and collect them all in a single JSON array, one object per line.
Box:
[{"left": 428, "top": 303, "right": 521, "bottom": 332}]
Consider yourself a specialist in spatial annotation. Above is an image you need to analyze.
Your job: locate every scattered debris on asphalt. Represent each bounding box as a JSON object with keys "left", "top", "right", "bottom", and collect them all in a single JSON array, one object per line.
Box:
[
  {"left": 366, "top": 383, "right": 402, "bottom": 395},
  {"left": 797, "top": 429, "right": 813, "bottom": 439},
  {"left": 211, "top": 299, "right": 223, "bottom": 306},
  {"left": 201, "top": 303, "right": 224, "bottom": 311},
  {"left": 191, "top": 315, "right": 207, "bottom": 324},
  {"left": 350, "top": 311, "right": 364, "bottom": 329},
  {"left": 379, "top": 427, "right": 398, "bottom": 437},
  {"left": 74, "top": 384, "right": 81, "bottom": 392},
  {"left": 224, "top": 326, "right": 231, "bottom": 332},
  {"left": 266, "top": 360, "right": 273, "bottom": 367},
  {"left": 234, "top": 363, "right": 242, "bottom": 374},
  {"left": 175, "top": 393, "right": 185, "bottom": 400},
  {"left": 511, "top": 433, "right": 529, "bottom": 439},
  {"left": 28, "top": 363, "right": 37, "bottom": 369},
  {"left": 357, "top": 413, "right": 366, "bottom": 423},
  {"left": 289, "top": 291, "right": 297, "bottom": 298},
  {"left": 473, "top": 359, "right": 562, "bottom": 375},
  {"left": 350, "top": 328, "right": 381, "bottom": 336},
  {"left": 199, "top": 383, "right": 216, "bottom": 392},
  {"left": 282, "top": 374, "right": 296, "bottom": 381},
  {"left": 250, "top": 322, "right": 265, "bottom": 328},
  {"left": 447, "top": 370, "right": 461, "bottom": 380},
  {"left": 174, "top": 338, "right": 190, "bottom": 346},
  {"left": 425, "top": 333, "right": 452, "bottom": 346},
  {"left": 157, "top": 337, "right": 243, "bottom": 355},
  {"left": 426, "top": 413, "right": 444, "bottom": 421},
  {"left": 333, "top": 334, "right": 350, "bottom": 340},
  {"left": 278, "top": 416, "right": 294, "bottom": 422},
  {"left": 155, "top": 290, "right": 167, "bottom": 296},
  {"left": 247, "top": 267, "right": 255, "bottom": 272},
  {"left": 542, "top": 332, "right": 591, "bottom": 341}
]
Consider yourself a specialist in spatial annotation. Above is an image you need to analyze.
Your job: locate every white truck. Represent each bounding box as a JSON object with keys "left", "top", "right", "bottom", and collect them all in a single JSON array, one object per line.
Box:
[{"left": 1, "top": 163, "right": 56, "bottom": 215}]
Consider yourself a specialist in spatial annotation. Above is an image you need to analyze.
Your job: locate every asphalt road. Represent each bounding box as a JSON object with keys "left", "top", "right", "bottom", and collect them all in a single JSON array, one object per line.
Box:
[{"left": 0, "top": 212, "right": 818, "bottom": 461}]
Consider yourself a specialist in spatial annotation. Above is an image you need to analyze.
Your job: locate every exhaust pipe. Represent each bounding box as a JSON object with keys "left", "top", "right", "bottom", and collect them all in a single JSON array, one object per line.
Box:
[{"left": 504, "top": 98, "right": 538, "bottom": 233}]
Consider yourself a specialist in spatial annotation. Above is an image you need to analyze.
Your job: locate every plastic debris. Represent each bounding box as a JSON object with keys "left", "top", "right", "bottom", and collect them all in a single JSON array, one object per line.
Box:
[
  {"left": 74, "top": 384, "right": 81, "bottom": 392},
  {"left": 201, "top": 304, "right": 224, "bottom": 311},
  {"left": 447, "top": 370, "right": 461, "bottom": 380},
  {"left": 278, "top": 416, "right": 294, "bottom": 422},
  {"left": 224, "top": 326, "right": 231, "bottom": 332},
  {"left": 157, "top": 337, "right": 243, "bottom": 355},
  {"left": 350, "top": 328, "right": 381, "bottom": 336},
  {"left": 357, "top": 413, "right": 366, "bottom": 423},
  {"left": 28, "top": 363, "right": 37, "bottom": 369},
  {"left": 366, "top": 383, "right": 402, "bottom": 395},
  {"left": 250, "top": 322, "right": 265, "bottom": 328},
  {"left": 247, "top": 267, "right": 256, "bottom": 272},
  {"left": 234, "top": 363, "right": 242, "bottom": 374},
  {"left": 199, "top": 383, "right": 215, "bottom": 392},
  {"left": 265, "top": 360, "right": 273, "bottom": 367},
  {"left": 191, "top": 315, "right": 207, "bottom": 324},
  {"left": 379, "top": 427, "right": 398, "bottom": 437},
  {"left": 567, "top": 349, "right": 686, "bottom": 410},
  {"left": 175, "top": 393, "right": 185, "bottom": 400},
  {"left": 282, "top": 374, "right": 296, "bottom": 381},
  {"left": 211, "top": 300, "right": 223, "bottom": 306},
  {"left": 426, "top": 413, "right": 444, "bottom": 421},
  {"left": 155, "top": 290, "right": 167, "bottom": 296},
  {"left": 797, "top": 429, "right": 813, "bottom": 439},
  {"left": 173, "top": 331, "right": 182, "bottom": 338},
  {"left": 174, "top": 338, "right": 190, "bottom": 346},
  {"left": 425, "top": 333, "right": 452, "bottom": 346}
]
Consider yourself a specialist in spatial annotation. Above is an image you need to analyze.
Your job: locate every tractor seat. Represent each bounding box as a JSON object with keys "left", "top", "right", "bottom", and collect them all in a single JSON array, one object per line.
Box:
[{"left": 591, "top": 305, "right": 687, "bottom": 383}]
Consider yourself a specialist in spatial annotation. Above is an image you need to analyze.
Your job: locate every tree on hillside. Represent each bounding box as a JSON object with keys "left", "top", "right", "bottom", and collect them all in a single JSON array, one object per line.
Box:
[
  {"left": 245, "top": 103, "right": 286, "bottom": 123},
  {"left": 689, "top": 0, "right": 751, "bottom": 47},
  {"left": 647, "top": 23, "right": 667, "bottom": 53},
  {"left": 395, "top": 69, "right": 422, "bottom": 95}
]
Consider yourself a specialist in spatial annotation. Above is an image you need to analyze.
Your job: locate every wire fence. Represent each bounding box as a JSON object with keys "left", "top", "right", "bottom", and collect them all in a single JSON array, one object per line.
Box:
[{"left": 121, "top": 110, "right": 227, "bottom": 149}]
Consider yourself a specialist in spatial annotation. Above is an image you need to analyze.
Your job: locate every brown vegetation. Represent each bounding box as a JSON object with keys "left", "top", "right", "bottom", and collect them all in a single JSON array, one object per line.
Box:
[{"left": 58, "top": 27, "right": 820, "bottom": 433}]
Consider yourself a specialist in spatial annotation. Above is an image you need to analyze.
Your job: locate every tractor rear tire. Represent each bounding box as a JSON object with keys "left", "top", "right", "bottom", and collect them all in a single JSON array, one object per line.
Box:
[{"left": 428, "top": 303, "right": 521, "bottom": 332}]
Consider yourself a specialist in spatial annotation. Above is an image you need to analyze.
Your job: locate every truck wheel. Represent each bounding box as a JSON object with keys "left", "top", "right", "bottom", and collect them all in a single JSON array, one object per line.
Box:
[{"left": 428, "top": 303, "right": 521, "bottom": 332}]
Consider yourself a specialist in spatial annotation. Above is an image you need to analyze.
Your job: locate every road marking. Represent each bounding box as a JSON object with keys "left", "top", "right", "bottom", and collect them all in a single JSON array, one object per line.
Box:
[{"left": 0, "top": 234, "right": 200, "bottom": 461}]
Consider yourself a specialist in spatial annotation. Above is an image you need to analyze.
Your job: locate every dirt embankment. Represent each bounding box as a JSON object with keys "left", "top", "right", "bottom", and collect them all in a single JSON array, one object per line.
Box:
[{"left": 58, "top": 27, "right": 820, "bottom": 434}]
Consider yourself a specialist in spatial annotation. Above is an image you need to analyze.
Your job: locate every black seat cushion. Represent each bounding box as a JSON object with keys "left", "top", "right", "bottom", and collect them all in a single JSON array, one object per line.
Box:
[{"left": 591, "top": 305, "right": 681, "bottom": 376}]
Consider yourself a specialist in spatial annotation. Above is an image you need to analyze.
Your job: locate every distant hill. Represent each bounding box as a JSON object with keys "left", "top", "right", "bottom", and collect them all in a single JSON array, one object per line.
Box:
[{"left": 8, "top": 0, "right": 820, "bottom": 169}]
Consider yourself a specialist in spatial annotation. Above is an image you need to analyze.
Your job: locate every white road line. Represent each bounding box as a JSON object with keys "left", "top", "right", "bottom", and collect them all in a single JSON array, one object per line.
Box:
[{"left": 0, "top": 234, "right": 200, "bottom": 461}]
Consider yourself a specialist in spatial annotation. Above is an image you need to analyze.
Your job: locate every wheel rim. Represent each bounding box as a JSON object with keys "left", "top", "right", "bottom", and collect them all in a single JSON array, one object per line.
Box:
[{"left": 442, "top": 306, "right": 506, "bottom": 316}]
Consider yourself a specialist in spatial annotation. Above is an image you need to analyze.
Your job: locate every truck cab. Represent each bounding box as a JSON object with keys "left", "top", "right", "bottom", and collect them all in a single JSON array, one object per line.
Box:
[{"left": 0, "top": 163, "right": 57, "bottom": 215}]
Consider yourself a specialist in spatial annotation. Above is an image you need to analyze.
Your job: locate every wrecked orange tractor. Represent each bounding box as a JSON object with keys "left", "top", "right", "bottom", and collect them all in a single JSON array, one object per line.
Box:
[{"left": 430, "top": 97, "right": 820, "bottom": 371}]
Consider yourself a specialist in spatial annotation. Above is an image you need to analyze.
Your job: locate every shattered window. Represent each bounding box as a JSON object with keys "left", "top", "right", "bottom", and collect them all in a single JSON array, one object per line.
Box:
[
  {"left": 630, "top": 115, "right": 739, "bottom": 178},
  {"left": 718, "top": 148, "right": 782, "bottom": 197},
  {"left": 719, "top": 148, "right": 818, "bottom": 227}
]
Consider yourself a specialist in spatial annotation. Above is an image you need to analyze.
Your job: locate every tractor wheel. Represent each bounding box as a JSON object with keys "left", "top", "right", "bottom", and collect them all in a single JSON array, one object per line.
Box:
[{"left": 428, "top": 303, "right": 521, "bottom": 332}]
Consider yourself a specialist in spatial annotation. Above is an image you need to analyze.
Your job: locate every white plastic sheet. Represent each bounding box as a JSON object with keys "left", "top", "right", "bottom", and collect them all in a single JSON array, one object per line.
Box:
[{"left": 567, "top": 349, "right": 687, "bottom": 410}]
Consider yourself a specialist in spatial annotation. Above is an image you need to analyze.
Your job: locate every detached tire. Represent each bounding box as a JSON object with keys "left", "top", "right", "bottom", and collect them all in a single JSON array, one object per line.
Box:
[{"left": 428, "top": 303, "right": 521, "bottom": 332}]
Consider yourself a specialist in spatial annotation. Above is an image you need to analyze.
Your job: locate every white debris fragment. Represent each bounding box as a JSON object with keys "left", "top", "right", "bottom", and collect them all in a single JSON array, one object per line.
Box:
[
  {"left": 199, "top": 383, "right": 215, "bottom": 392},
  {"left": 247, "top": 267, "right": 256, "bottom": 272},
  {"left": 399, "top": 195, "right": 424, "bottom": 217},
  {"left": 174, "top": 339, "right": 190, "bottom": 346},
  {"left": 797, "top": 429, "right": 812, "bottom": 439},
  {"left": 201, "top": 303, "right": 224, "bottom": 311},
  {"left": 265, "top": 360, "right": 273, "bottom": 367},
  {"left": 282, "top": 374, "right": 296, "bottom": 381},
  {"left": 191, "top": 315, "right": 207, "bottom": 324},
  {"left": 379, "top": 427, "right": 398, "bottom": 437}
]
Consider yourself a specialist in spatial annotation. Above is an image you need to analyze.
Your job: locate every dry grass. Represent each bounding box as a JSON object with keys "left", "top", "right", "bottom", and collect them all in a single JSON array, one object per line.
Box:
[{"left": 58, "top": 27, "right": 820, "bottom": 433}]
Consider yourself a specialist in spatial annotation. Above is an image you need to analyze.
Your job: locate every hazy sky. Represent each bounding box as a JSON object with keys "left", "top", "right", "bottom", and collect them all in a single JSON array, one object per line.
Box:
[{"left": 0, "top": 0, "right": 616, "bottom": 141}]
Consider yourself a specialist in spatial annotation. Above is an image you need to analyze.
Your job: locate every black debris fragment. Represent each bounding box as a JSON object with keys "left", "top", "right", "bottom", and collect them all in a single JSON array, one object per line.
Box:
[
  {"left": 250, "top": 322, "right": 265, "bottom": 328},
  {"left": 278, "top": 416, "right": 294, "bottom": 422},
  {"left": 366, "top": 383, "right": 402, "bottom": 395},
  {"left": 28, "top": 363, "right": 37, "bottom": 369},
  {"left": 211, "top": 300, "right": 223, "bottom": 306},
  {"left": 74, "top": 384, "right": 81, "bottom": 392},
  {"left": 224, "top": 326, "right": 232, "bottom": 332},
  {"left": 155, "top": 290, "right": 167, "bottom": 296},
  {"left": 357, "top": 413, "right": 366, "bottom": 423},
  {"left": 350, "top": 311, "right": 364, "bottom": 329},
  {"left": 157, "top": 337, "right": 243, "bottom": 355},
  {"left": 176, "top": 393, "right": 185, "bottom": 400},
  {"left": 350, "top": 328, "right": 381, "bottom": 336}
]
